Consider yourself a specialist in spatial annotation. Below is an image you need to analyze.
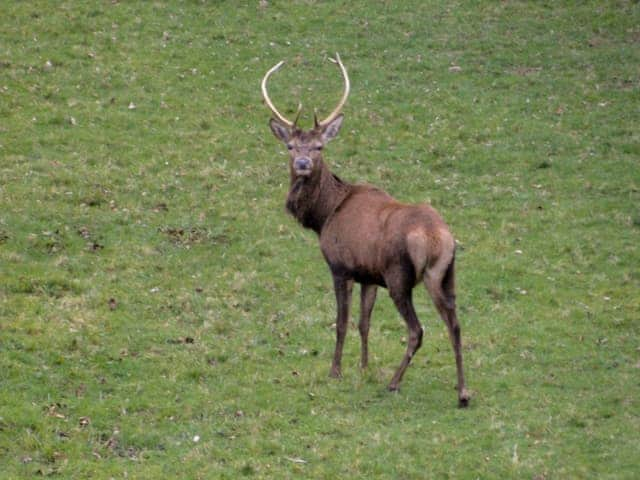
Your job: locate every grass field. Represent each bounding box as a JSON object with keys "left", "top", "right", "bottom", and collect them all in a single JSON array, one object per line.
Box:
[{"left": 1, "top": 0, "right": 639, "bottom": 478}]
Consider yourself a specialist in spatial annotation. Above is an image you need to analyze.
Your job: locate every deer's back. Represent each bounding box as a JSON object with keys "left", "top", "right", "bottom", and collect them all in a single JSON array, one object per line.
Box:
[{"left": 319, "top": 185, "right": 451, "bottom": 286}]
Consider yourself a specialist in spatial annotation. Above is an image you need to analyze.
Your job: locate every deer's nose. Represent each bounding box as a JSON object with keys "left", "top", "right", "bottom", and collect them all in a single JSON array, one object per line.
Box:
[{"left": 294, "top": 157, "right": 312, "bottom": 172}]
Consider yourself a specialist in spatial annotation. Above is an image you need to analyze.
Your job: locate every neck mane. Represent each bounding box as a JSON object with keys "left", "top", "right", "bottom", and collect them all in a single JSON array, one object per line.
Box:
[{"left": 286, "top": 161, "right": 352, "bottom": 234}]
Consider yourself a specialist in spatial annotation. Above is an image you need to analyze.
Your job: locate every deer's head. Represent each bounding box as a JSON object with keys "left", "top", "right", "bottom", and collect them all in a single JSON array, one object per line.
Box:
[{"left": 262, "top": 54, "right": 349, "bottom": 180}]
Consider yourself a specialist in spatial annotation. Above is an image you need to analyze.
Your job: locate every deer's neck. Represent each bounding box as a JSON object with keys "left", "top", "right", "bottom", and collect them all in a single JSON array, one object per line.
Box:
[{"left": 286, "top": 161, "right": 351, "bottom": 234}]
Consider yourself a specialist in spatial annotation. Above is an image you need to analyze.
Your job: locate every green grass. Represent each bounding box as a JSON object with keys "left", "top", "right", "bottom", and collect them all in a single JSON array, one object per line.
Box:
[{"left": 1, "top": 0, "right": 639, "bottom": 478}]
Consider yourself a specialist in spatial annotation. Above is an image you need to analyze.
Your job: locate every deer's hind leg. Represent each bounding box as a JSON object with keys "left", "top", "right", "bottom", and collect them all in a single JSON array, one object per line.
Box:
[
  {"left": 386, "top": 266, "right": 423, "bottom": 391},
  {"left": 424, "top": 254, "right": 470, "bottom": 408}
]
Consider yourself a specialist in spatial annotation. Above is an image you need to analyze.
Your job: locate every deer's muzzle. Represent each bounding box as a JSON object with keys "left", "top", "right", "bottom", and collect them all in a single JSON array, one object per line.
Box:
[{"left": 293, "top": 157, "right": 313, "bottom": 176}]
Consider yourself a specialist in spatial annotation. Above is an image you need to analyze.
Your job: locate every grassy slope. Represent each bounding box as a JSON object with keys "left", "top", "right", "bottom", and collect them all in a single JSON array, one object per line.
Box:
[{"left": 1, "top": 0, "right": 639, "bottom": 478}]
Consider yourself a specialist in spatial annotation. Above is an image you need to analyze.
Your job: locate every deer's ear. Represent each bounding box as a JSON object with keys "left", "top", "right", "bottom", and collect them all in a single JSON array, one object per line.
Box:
[
  {"left": 269, "top": 118, "right": 291, "bottom": 143},
  {"left": 321, "top": 114, "right": 344, "bottom": 143}
]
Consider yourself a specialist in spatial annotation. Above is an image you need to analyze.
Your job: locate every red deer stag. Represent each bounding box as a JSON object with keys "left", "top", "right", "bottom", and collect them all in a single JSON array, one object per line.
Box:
[{"left": 262, "top": 54, "right": 469, "bottom": 407}]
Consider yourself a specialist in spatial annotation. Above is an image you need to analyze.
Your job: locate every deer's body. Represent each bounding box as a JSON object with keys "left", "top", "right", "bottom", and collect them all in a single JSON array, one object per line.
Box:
[
  {"left": 263, "top": 54, "right": 469, "bottom": 407},
  {"left": 290, "top": 173, "right": 449, "bottom": 286}
]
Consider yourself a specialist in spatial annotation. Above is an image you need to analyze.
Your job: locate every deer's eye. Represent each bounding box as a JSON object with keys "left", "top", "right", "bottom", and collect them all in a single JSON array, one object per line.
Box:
[
  {"left": 313, "top": 145, "right": 323, "bottom": 151},
  {"left": 286, "top": 144, "right": 294, "bottom": 150}
]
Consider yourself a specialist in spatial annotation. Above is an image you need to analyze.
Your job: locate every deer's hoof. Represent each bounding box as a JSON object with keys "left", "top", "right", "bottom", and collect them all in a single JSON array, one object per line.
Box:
[
  {"left": 458, "top": 389, "right": 470, "bottom": 408},
  {"left": 329, "top": 368, "right": 342, "bottom": 379},
  {"left": 387, "top": 384, "right": 399, "bottom": 392}
]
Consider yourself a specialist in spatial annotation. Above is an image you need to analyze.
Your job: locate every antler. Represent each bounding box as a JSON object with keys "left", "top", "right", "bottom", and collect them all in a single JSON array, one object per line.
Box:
[
  {"left": 261, "top": 60, "right": 294, "bottom": 127},
  {"left": 317, "top": 53, "right": 350, "bottom": 127},
  {"left": 262, "top": 53, "right": 350, "bottom": 128}
]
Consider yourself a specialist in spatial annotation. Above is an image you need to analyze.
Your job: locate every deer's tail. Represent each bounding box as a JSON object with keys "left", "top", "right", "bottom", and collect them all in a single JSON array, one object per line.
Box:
[
  {"left": 440, "top": 249, "right": 456, "bottom": 309},
  {"left": 422, "top": 239, "right": 456, "bottom": 311}
]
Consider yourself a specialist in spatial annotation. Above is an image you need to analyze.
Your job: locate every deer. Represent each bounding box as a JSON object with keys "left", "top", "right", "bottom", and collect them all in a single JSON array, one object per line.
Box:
[{"left": 262, "top": 54, "right": 470, "bottom": 407}]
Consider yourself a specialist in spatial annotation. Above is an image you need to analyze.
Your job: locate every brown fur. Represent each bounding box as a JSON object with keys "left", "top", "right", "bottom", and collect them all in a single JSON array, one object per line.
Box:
[{"left": 269, "top": 115, "right": 469, "bottom": 407}]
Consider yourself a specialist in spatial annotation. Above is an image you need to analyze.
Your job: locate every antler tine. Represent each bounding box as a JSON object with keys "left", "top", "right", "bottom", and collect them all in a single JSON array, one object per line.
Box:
[
  {"left": 318, "top": 52, "right": 350, "bottom": 127},
  {"left": 313, "top": 108, "right": 320, "bottom": 128},
  {"left": 293, "top": 102, "right": 303, "bottom": 127},
  {"left": 261, "top": 60, "right": 294, "bottom": 127}
]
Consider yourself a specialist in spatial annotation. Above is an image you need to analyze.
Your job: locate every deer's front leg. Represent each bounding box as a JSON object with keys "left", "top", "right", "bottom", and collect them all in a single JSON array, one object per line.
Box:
[
  {"left": 359, "top": 284, "right": 378, "bottom": 369},
  {"left": 330, "top": 276, "right": 353, "bottom": 378}
]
